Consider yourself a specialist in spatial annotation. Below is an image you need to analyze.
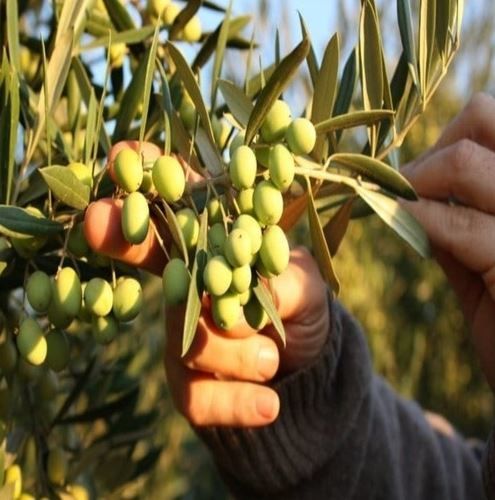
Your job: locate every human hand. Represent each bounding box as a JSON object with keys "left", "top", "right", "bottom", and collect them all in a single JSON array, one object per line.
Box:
[
  {"left": 400, "top": 93, "right": 495, "bottom": 391},
  {"left": 84, "top": 141, "right": 330, "bottom": 427}
]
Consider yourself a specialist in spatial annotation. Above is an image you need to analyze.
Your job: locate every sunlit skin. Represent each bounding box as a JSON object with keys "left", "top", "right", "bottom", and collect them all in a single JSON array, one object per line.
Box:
[{"left": 85, "top": 94, "right": 495, "bottom": 426}]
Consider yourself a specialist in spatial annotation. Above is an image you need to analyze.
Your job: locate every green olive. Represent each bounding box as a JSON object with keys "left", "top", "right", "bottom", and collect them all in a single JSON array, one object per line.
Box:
[
  {"left": 92, "top": 315, "right": 118, "bottom": 344},
  {"left": 5, "top": 464, "right": 22, "bottom": 499},
  {"left": 68, "top": 162, "right": 93, "bottom": 188},
  {"left": 162, "top": 258, "right": 190, "bottom": 305},
  {"left": 113, "top": 148, "right": 143, "bottom": 193},
  {"left": 259, "top": 225, "right": 290, "bottom": 276},
  {"left": 112, "top": 278, "right": 143, "bottom": 322},
  {"left": 121, "top": 192, "right": 150, "bottom": 244},
  {"left": 109, "top": 42, "right": 127, "bottom": 68},
  {"left": 0, "top": 337, "right": 17, "bottom": 375},
  {"left": 268, "top": 144, "right": 295, "bottom": 192},
  {"left": 237, "top": 188, "right": 255, "bottom": 216},
  {"left": 26, "top": 270, "right": 52, "bottom": 313},
  {"left": 46, "top": 448, "right": 67, "bottom": 486},
  {"left": 233, "top": 214, "right": 262, "bottom": 254},
  {"left": 253, "top": 180, "right": 283, "bottom": 225},
  {"left": 285, "top": 117, "right": 316, "bottom": 155},
  {"left": 67, "top": 222, "right": 90, "bottom": 258},
  {"left": 17, "top": 318, "right": 47, "bottom": 366},
  {"left": 207, "top": 196, "right": 226, "bottom": 224},
  {"left": 260, "top": 100, "right": 291, "bottom": 143},
  {"left": 176, "top": 208, "right": 199, "bottom": 250},
  {"left": 208, "top": 223, "right": 227, "bottom": 255},
  {"left": 53, "top": 267, "right": 81, "bottom": 317},
  {"left": 244, "top": 295, "right": 269, "bottom": 330},
  {"left": 229, "top": 145, "right": 257, "bottom": 190},
  {"left": 84, "top": 278, "right": 113, "bottom": 317},
  {"left": 230, "top": 264, "right": 251, "bottom": 294},
  {"left": 45, "top": 329, "right": 70, "bottom": 372},
  {"left": 224, "top": 228, "right": 252, "bottom": 267},
  {"left": 203, "top": 256, "right": 232, "bottom": 296},
  {"left": 211, "top": 292, "right": 241, "bottom": 330},
  {"left": 182, "top": 15, "right": 202, "bottom": 42},
  {"left": 152, "top": 155, "right": 186, "bottom": 203},
  {"left": 229, "top": 132, "right": 245, "bottom": 157}
]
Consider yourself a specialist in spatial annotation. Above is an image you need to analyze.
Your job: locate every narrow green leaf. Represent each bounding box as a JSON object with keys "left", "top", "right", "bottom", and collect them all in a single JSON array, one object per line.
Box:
[
  {"left": 192, "top": 16, "right": 251, "bottom": 70},
  {"left": 182, "top": 210, "right": 208, "bottom": 357},
  {"left": 436, "top": 0, "right": 451, "bottom": 58},
  {"left": 6, "top": 0, "right": 20, "bottom": 72},
  {"left": 359, "top": 1, "right": 384, "bottom": 110},
  {"left": 245, "top": 63, "right": 276, "bottom": 98},
  {"left": 163, "top": 202, "right": 189, "bottom": 267},
  {"left": 211, "top": 0, "right": 233, "bottom": 111},
  {"left": 139, "top": 25, "right": 160, "bottom": 145},
  {"left": 195, "top": 128, "right": 225, "bottom": 177},
  {"left": 102, "top": 0, "right": 135, "bottom": 30},
  {"left": 170, "top": 112, "right": 204, "bottom": 175},
  {"left": 311, "top": 33, "right": 340, "bottom": 161},
  {"left": 323, "top": 198, "right": 354, "bottom": 256},
  {"left": 166, "top": 42, "right": 216, "bottom": 147},
  {"left": 306, "top": 180, "right": 340, "bottom": 295},
  {"left": 218, "top": 80, "right": 253, "bottom": 128},
  {"left": 245, "top": 36, "right": 310, "bottom": 144},
  {"left": 84, "top": 90, "right": 98, "bottom": 166},
  {"left": 418, "top": 0, "right": 436, "bottom": 98},
  {"left": 354, "top": 185, "right": 429, "bottom": 257},
  {"left": 456, "top": 0, "right": 464, "bottom": 41},
  {"left": 252, "top": 279, "right": 285, "bottom": 346},
  {"left": 397, "top": 0, "right": 418, "bottom": 85},
  {"left": 169, "top": 0, "right": 201, "bottom": 40},
  {"left": 78, "top": 26, "right": 155, "bottom": 52},
  {"left": 333, "top": 48, "right": 357, "bottom": 117},
  {"left": 0, "top": 205, "right": 63, "bottom": 237},
  {"left": 298, "top": 13, "right": 318, "bottom": 87},
  {"left": 6, "top": 70, "right": 19, "bottom": 205},
  {"left": 113, "top": 52, "right": 148, "bottom": 141},
  {"left": 39, "top": 166, "right": 90, "bottom": 210},
  {"left": 315, "top": 110, "right": 394, "bottom": 135},
  {"left": 329, "top": 153, "right": 417, "bottom": 200},
  {"left": 26, "top": 31, "right": 74, "bottom": 165}
]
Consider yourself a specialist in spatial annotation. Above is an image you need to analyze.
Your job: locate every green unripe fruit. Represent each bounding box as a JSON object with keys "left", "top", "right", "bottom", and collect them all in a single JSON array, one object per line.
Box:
[
  {"left": 162, "top": 259, "right": 190, "bottom": 305},
  {"left": 212, "top": 116, "right": 229, "bottom": 149},
  {"left": 229, "top": 145, "right": 257, "bottom": 190},
  {"left": 259, "top": 225, "right": 290, "bottom": 276},
  {"left": 179, "top": 94, "right": 196, "bottom": 130},
  {"left": 176, "top": 208, "right": 199, "bottom": 249},
  {"left": 67, "top": 222, "right": 90, "bottom": 257},
  {"left": 203, "top": 256, "right": 232, "bottom": 296},
  {"left": 230, "top": 264, "right": 251, "bottom": 294},
  {"left": 208, "top": 223, "right": 227, "bottom": 255},
  {"left": 38, "top": 369, "right": 59, "bottom": 400},
  {"left": 0, "top": 338, "right": 17, "bottom": 375},
  {"left": 47, "top": 448, "right": 67, "bottom": 486},
  {"left": 268, "top": 144, "right": 295, "bottom": 192},
  {"left": 121, "top": 192, "right": 150, "bottom": 244},
  {"left": 238, "top": 289, "right": 251, "bottom": 306},
  {"left": 244, "top": 296, "right": 269, "bottom": 330},
  {"left": 182, "top": 15, "right": 202, "bottom": 42},
  {"left": 47, "top": 299, "right": 73, "bottom": 329},
  {"left": 140, "top": 170, "right": 155, "bottom": 194},
  {"left": 112, "top": 278, "right": 143, "bottom": 322},
  {"left": 285, "top": 117, "right": 316, "bottom": 155},
  {"left": 207, "top": 197, "right": 226, "bottom": 224},
  {"left": 260, "top": 99, "right": 291, "bottom": 143},
  {"left": 163, "top": 2, "right": 180, "bottom": 25},
  {"left": 147, "top": 0, "right": 170, "bottom": 20},
  {"left": 237, "top": 188, "right": 255, "bottom": 216},
  {"left": 5, "top": 464, "right": 22, "bottom": 499},
  {"left": 211, "top": 293, "right": 241, "bottom": 330},
  {"left": 253, "top": 180, "right": 284, "bottom": 225},
  {"left": 152, "top": 155, "right": 186, "bottom": 203},
  {"left": 113, "top": 148, "right": 143, "bottom": 192},
  {"left": 92, "top": 315, "right": 118, "bottom": 344},
  {"left": 78, "top": 283, "right": 92, "bottom": 323},
  {"left": 84, "top": 278, "right": 113, "bottom": 317},
  {"left": 68, "top": 162, "right": 93, "bottom": 189},
  {"left": 17, "top": 318, "right": 47, "bottom": 366},
  {"left": 224, "top": 228, "right": 252, "bottom": 267},
  {"left": 67, "top": 484, "right": 90, "bottom": 500},
  {"left": 233, "top": 214, "right": 262, "bottom": 254},
  {"left": 229, "top": 132, "right": 245, "bottom": 157},
  {"left": 45, "top": 329, "right": 70, "bottom": 372},
  {"left": 109, "top": 42, "right": 127, "bottom": 68},
  {"left": 53, "top": 268, "right": 81, "bottom": 317},
  {"left": 26, "top": 271, "right": 52, "bottom": 312}
]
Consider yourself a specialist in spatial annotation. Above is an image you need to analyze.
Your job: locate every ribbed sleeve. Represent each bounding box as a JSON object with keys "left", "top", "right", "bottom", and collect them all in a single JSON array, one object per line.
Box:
[
  {"left": 484, "top": 429, "right": 495, "bottom": 499},
  {"left": 194, "top": 301, "right": 486, "bottom": 500}
]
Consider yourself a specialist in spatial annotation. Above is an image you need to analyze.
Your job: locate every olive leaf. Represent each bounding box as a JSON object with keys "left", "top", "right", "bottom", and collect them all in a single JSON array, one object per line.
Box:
[
  {"left": 244, "top": 33, "right": 310, "bottom": 144},
  {"left": 6, "top": 0, "right": 20, "bottom": 72},
  {"left": 397, "top": 0, "right": 418, "bottom": 86},
  {"left": 0, "top": 205, "right": 63, "bottom": 238},
  {"left": 39, "top": 166, "right": 91, "bottom": 210},
  {"left": 315, "top": 110, "right": 394, "bottom": 135},
  {"left": 218, "top": 80, "right": 253, "bottom": 128},
  {"left": 252, "top": 279, "right": 286, "bottom": 346},
  {"left": 182, "top": 210, "right": 208, "bottom": 357},
  {"left": 169, "top": 0, "right": 201, "bottom": 40},
  {"left": 323, "top": 198, "right": 354, "bottom": 256}
]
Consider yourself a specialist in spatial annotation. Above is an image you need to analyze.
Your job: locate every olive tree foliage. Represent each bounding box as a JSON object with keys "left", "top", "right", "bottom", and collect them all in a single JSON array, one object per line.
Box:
[{"left": 0, "top": 0, "right": 462, "bottom": 498}]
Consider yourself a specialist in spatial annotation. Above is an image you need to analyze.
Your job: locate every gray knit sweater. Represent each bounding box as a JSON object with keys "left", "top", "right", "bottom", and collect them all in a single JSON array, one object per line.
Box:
[{"left": 196, "top": 301, "right": 495, "bottom": 499}]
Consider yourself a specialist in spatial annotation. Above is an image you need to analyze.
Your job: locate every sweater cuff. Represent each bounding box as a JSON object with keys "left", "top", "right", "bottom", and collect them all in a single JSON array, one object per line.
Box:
[
  {"left": 194, "top": 300, "right": 372, "bottom": 497},
  {"left": 483, "top": 427, "right": 495, "bottom": 499}
]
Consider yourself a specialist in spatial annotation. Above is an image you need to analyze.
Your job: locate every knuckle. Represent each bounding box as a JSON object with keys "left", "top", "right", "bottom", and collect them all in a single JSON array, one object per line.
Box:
[
  {"left": 445, "top": 206, "right": 478, "bottom": 252},
  {"left": 451, "top": 139, "right": 476, "bottom": 172},
  {"left": 186, "top": 386, "right": 213, "bottom": 426}
]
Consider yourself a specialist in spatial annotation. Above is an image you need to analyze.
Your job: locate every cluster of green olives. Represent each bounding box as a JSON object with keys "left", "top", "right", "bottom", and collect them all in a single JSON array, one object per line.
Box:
[{"left": 159, "top": 99, "right": 316, "bottom": 331}]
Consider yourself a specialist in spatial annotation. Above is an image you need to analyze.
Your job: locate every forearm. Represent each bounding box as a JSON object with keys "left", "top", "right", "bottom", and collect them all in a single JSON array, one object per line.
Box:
[{"left": 195, "top": 301, "right": 485, "bottom": 499}]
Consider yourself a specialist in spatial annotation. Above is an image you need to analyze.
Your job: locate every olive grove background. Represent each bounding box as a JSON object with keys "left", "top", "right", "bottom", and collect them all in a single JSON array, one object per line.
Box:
[{"left": 3, "top": 1, "right": 495, "bottom": 498}]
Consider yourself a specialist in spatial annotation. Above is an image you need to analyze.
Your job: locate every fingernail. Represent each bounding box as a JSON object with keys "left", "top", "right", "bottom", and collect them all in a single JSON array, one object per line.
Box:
[
  {"left": 257, "top": 347, "right": 278, "bottom": 379},
  {"left": 256, "top": 393, "right": 278, "bottom": 420}
]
